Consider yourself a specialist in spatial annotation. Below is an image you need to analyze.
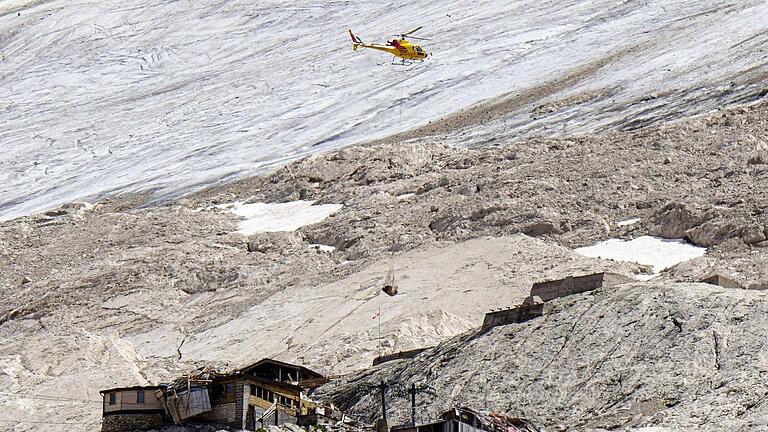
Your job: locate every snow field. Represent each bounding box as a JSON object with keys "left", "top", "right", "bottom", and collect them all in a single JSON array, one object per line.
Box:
[
  {"left": 217, "top": 200, "right": 342, "bottom": 235},
  {"left": 575, "top": 236, "right": 707, "bottom": 278}
]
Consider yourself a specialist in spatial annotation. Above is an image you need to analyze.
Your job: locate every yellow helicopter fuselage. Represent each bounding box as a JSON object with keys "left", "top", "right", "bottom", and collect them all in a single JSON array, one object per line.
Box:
[
  {"left": 349, "top": 30, "right": 428, "bottom": 61},
  {"left": 353, "top": 39, "right": 428, "bottom": 60}
]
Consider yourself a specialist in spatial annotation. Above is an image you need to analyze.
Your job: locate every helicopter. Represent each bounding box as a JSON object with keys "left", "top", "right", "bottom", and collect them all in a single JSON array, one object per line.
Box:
[{"left": 348, "top": 27, "right": 430, "bottom": 65}]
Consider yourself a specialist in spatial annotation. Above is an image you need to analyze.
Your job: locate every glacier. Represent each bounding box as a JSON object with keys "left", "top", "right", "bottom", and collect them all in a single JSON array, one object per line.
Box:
[{"left": 1, "top": 0, "right": 767, "bottom": 220}]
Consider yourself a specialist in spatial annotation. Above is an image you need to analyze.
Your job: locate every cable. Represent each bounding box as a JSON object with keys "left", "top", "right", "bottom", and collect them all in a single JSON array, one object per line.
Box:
[
  {"left": 0, "top": 392, "right": 101, "bottom": 404},
  {"left": 0, "top": 419, "right": 100, "bottom": 425}
]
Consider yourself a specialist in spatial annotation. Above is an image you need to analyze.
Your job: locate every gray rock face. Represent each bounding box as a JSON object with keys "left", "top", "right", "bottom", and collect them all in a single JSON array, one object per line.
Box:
[
  {"left": 747, "top": 141, "right": 768, "bottom": 165},
  {"left": 665, "top": 244, "right": 768, "bottom": 290},
  {"left": 649, "top": 203, "right": 706, "bottom": 239},
  {"left": 650, "top": 203, "right": 767, "bottom": 247},
  {"left": 177, "top": 268, "right": 244, "bottom": 294},
  {"left": 246, "top": 232, "right": 305, "bottom": 254},
  {"left": 317, "top": 283, "right": 768, "bottom": 431},
  {"left": 686, "top": 220, "right": 766, "bottom": 247}
]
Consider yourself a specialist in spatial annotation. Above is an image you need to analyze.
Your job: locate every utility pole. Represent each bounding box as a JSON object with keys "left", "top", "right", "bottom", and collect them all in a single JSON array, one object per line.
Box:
[
  {"left": 378, "top": 306, "right": 382, "bottom": 358},
  {"left": 379, "top": 380, "right": 388, "bottom": 423},
  {"left": 411, "top": 383, "right": 417, "bottom": 426}
]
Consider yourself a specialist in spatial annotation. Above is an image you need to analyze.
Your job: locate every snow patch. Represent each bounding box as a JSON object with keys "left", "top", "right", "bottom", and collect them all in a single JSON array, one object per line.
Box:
[
  {"left": 309, "top": 244, "right": 336, "bottom": 253},
  {"left": 575, "top": 236, "right": 706, "bottom": 275},
  {"left": 219, "top": 200, "right": 342, "bottom": 235},
  {"left": 617, "top": 218, "right": 641, "bottom": 227}
]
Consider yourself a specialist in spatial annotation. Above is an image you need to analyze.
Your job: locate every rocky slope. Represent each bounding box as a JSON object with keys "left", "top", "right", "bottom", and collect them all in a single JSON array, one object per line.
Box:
[
  {"left": 1, "top": 86, "right": 768, "bottom": 431},
  {"left": 192, "top": 100, "right": 768, "bottom": 278},
  {"left": 318, "top": 282, "right": 768, "bottom": 431}
]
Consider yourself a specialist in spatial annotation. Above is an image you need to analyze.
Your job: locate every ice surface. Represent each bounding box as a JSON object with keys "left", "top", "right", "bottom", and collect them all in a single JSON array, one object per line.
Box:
[
  {"left": 2, "top": 1, "right": 767, "bottom": 219},
  {"left": 219, "top": 200, "right": 342, "bottom": 235},
  {"left": 575, "top": 236, "right": 706, "bottom": 275}
]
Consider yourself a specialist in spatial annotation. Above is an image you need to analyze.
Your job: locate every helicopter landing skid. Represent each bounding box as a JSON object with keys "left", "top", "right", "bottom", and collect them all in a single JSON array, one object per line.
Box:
[{"left": 390, "top": 57, "right": 422, "bottom": 66}]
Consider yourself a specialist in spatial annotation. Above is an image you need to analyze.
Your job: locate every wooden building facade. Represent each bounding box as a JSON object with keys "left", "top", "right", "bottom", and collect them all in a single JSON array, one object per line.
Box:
[
  {"left": 156, "top": 358, "right": 330, "bottom": 430},
  {"left": 100, "top": 386, "right": 166, "bottom": 432}
]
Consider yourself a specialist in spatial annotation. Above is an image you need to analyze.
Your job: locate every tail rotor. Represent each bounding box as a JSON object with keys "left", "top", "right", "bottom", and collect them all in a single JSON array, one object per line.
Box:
[{"left": 348, "top": 29, "right": 364, "bottom": 50}]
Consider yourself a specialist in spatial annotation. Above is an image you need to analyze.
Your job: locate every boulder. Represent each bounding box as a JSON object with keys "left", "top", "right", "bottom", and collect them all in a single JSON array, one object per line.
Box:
[
  {"left": 741, "top": 224, "right": 767, "bottom": 245},
  {"left": 650, "top": 202, "right": 706, "bottom": 239},
  {"left": 522, "top": 220, "right": 560, "bottom": 237},
  {"left": 747, "top": 141, "right": 768, "bottom": 165},
  {"left": 177, "top": 268, "right": 243, "bottom": 294},
  {"left": 686, "top": 221, "right": 738, "bottom": 247},
  {"left": 428, "top": 213, "right": 462, "bottom": 233},
  {"left": 246, "top": 232, "right": 304, "bottom": 254},
  {"left": 686, "top": 221, "right": 766, "bottom": 247}
]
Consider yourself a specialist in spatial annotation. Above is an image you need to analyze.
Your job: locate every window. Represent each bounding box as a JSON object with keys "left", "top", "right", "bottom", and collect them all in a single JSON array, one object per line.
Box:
[
  {"left": 137, "top": 390, "right": 145, "bottom": 404},
  {"left": 225, "top": 383, "right": 234, "bottom": 395},
  {"left": 253, "top": 386, "right": 280, "bottom": 403},
  {"left": 212, "top": 384, "right": 224, "bottom": 398},
  {"left": 109, "top": 393, "right": 116, "bottom": 405}
]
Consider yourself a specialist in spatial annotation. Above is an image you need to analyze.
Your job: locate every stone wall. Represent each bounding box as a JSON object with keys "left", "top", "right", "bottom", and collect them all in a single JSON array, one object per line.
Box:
[
  {"left": 192, "top": 401, "right": 237, "bottom": 427},
  {"left": 530, "top": 272, "right": 631, "bottom": 302},
  {"left": 481, "top": 303, "right": 545, "bottom": 330},
  {"left": 190, "top": 378, "right": 245, "bottom": 429},
  {"left": 101, "top": 412, "right": 165, "bottom": 432},
  {"left": 252, "top": 405, "right": 298, "bottom": 428},
  {"left": 236, "top": 381, "right": 246, "bottom": 429},
  {"left": 372, "top": 347, "right": 431, "bottom": 366},
  {"left": 701, "top": 273, "right": 742, "bottom": 289}
]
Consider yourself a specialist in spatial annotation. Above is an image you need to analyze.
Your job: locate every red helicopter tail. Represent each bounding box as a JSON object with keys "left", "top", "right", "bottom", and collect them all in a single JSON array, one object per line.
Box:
[{"left": 348, "top": 29, "right": 364, "bottom": 45}]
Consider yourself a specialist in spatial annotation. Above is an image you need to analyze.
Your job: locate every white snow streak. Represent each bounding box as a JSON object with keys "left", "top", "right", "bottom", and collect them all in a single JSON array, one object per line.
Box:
[
  {"left": 617, "top": 218, "right": 641, "bottom": 227},
  {"left": 309, "top": 244, "right": 336, "bottom": 253}
]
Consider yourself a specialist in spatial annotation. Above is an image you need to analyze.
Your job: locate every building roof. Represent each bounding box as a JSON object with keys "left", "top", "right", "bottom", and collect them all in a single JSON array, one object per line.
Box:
[
  {"left": 209, "top": 372, "right": 304, "bottom": 392},
  {"left": 238, "top": 358, "right": 324, "bottom": 379},
  {"left": 99, "top": 385, "right": 165, "bottom": 394}
]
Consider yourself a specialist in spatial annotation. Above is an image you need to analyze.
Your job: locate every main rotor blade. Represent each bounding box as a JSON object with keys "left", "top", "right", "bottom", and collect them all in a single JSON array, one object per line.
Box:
[
  {"left": 407, "top": 36, "right": 431, "bottom": 41},
  {"left": 401, "top": 26, "right": 423, "bottom": 37}
]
